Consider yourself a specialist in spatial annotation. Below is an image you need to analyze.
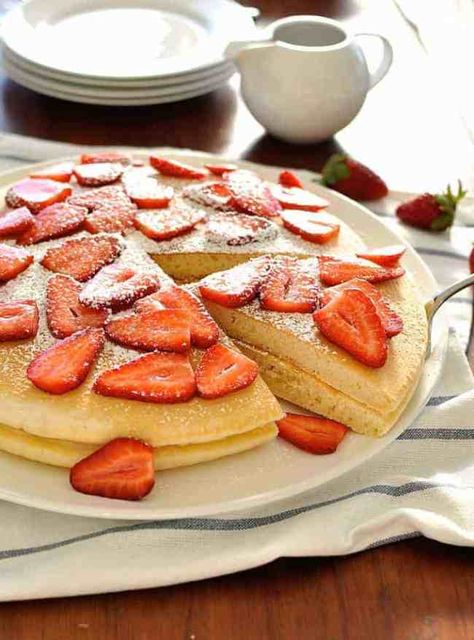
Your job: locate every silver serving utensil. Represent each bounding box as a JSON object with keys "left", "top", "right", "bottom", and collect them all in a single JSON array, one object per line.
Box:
[{"left": 425, "top": 272, "right": 474, "bottom": 357}]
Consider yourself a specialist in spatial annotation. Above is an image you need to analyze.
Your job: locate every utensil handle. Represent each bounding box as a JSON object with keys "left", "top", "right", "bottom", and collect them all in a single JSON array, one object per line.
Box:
[
  {"left": 355, "top": 33, "right": 393, "bottom": 89},
  {"left": 427, "top": 272, "right": 474, "bottom": 320}
]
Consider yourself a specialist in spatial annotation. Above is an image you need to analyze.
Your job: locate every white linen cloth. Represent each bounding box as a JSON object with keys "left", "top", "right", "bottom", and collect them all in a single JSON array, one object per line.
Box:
[{"left": 0, "top": 133, "right": 472, "bottom": 602}]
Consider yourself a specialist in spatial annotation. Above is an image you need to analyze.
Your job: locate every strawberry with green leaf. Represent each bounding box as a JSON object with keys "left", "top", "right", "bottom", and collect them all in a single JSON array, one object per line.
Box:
[
  {"left": 396, "top": 182, "right": 466, "bottom": 231},
  {"left": 321, "top": 154, "right": 388, "bottom": 201}
]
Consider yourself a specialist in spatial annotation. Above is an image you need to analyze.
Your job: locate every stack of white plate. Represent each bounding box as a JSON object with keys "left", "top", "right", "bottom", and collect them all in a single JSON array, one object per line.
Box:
[{"left": 1, "top": 0, "right": 258, "bottom": 106}]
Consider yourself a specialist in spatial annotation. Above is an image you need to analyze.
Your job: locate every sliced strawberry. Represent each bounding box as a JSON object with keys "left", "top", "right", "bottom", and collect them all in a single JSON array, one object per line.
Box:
[
  {"left": 106, "top": 308, "right": 191, "bottom": 352},
  {"left": 46, "top": 274, "right": 109, "bottom": 339},
  {"left": 123, "top": 174, "right": 173, "bottom": 209},
  {"left": 135, "top": 202, "right": 206, "bottom": 241},
  {"left": 0, "top": 244, "right": 33, "bottom": 282},
  {"left": 321, "top": 278, "right": 403, "bottom": 338},
  {"left": 313, "top": 288, "right": 388, "bottom": 367},
  {"left": 280, "top": 210, "right": 340, "bottom": 244},
  {"left": 318, "top": 255, "right": 405, "bottom": 286},
  {"left": 206, "top": 213, "right": 277, "bottom": 246},
  {"left": 149, "top": 155, "right": 209, "bottom": 180},
  {"left": 271, "top": 185, "right": 329, "bottom": 211},
  {"left": 182, "top": 182, "right": 233, "bottom": 210},
  {"left": 0, "top": 207, "right": 34, "bottom": 238},
  {"left": 17, "top": 202, "right": 86, "bottom": 245},
  {"left": 94, "top": 352, "right": 196, "bottom": 404},
  {"left": 278, "top": 170, "right": 303, "bottom": 189},
  {"left": 68, "top": 185, "right": 130, "bottom": 210},
  {"left": 356, "top": 245, "right": 406, "bottom": 268},
  {"left": 199, "top": 258, "right": 268, "bottom": 308},
  {"left": 204, "top": 163, "right": 238, "bottom": 176},
  {"left": 260, "top": 257, "right": 321, "bottom": 313},
  {"left": 5, "top": 178, "right": 72, "bottom": 213},
  {"left": 84, "top": 202, "right": 137, "bottom": 235},
  {"left": 41, "top": 235, "right": 122, "bottom": 282},
  {"left": 196, "top": 343, "right": 258, "bottom": 399},
  {"left": 79, "top": 264, "right": 159, "bottom": 311},
  {"left": 224, "top": 170, "right": 281, "bottom": 218},
  {"left": 73, "top": 163, "right": 123, "bottom": 187},
  {"left": 277, "top": 413, "right": 348, "bottom": 454},
  {"left": 30, "top": 161, "right": 74, "bottom": 183},
  {"left": 70, "top": 437, "right": 155, "bottom": 501},
  {"left": 27, "top": 328, "right": 105, "bottom": 394},
  {"left": 0, "top": 300, "right": 39, "bottom": 342},
  {"left": 137, "top": 285, "right": 219, "bottom": 349},
  {"left": 80, "top": 152, "right": 131, "bottom": 166}
]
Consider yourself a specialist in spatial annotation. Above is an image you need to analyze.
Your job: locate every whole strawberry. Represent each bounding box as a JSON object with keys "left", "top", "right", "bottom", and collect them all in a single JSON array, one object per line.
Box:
[
  {"left": 396, "top": 182, "right": 466, "bottom": 231},
  {"left": 470, "top": 246, "right": 474, "bottom": 274},
  {"left": 321, "top": 153, "right": 388, "bottom": 201}
]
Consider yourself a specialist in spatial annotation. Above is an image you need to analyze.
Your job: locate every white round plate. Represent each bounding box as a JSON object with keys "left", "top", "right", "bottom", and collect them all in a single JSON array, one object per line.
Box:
[
  {"left": 3, "top": 58, "right": 233, "bottom": 105},
  {"left": 0, "top": 152, "right": 448, "bottom": 520},
  {"left": 1, "top": 0, "right": 256, "bottom": 80}
]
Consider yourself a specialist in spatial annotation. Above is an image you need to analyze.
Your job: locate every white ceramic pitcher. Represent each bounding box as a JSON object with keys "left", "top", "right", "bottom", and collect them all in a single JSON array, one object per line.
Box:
[{"left": 225, "top": 15, "right": 393, "bottom": 144}]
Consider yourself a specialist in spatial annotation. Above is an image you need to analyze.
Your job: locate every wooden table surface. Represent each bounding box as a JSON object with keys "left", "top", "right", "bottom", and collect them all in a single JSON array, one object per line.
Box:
[{"left": 0, "top": 0, "right": 473, "bottom": 638}]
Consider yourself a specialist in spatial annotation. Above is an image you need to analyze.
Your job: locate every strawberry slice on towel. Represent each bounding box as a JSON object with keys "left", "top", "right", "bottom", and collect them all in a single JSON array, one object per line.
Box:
[
  {"left": 27, "top": 327, "right": 105, "bottom": 394},
  {"left": 260, "top": 257, "right": 321, "bottom": 313},
  {"left": 195, "top": 343, "right": 259, "bottom": 399},
  {"left": 199, "top": 258, "right": 268, "bottom": 308},
  {"left": 135, "top": 202, "right": 206, "bottom": 240},
  {"left": 73, "top": 162, "right": 124, "bottom": 187},
  {"left": 70, "top": 437, "right": 155, "bottom": 501},
  {"left": 79, "top": 264, "right": 160, "bottom": 311},
  {"left": 356, "top": 244, "right": 406, "bottom": 268},
  {"left": 224, "top": 170, "right": 281, "bottom": 218},
  {"left": 277, "top": 413, "right": 348, "bottom": 454},
  {"left": 30, "top": 161, "right": 74, "bottom": 183},
  {"left": 0, "top": 243, "right": 33, "bottom": 282},
  {"left": 46, "top": 274, "right": 109, "bottom": 339},
  {"left": 5, "top": 178, "right": 72, "bottom": 213},
  {"left": 322, "top": 278, "right": 403, "bottom": 338},
  {"left": 278, "top": 170, "right": 303, "bottom": 189},
  {"left": 0, "top": 299, "right": 39, "bottom": 342},
  {"left": 17, "top": 202, "right": 86, "bottom": 245},
  {"left": 318, "top": 255, "right": 405, "bottom": 286},
  {"left": 94, "top": 352, "right": 197, "bottom": 404},
  {"left": 313, "top": 288, "right": 388, "bottom": 367},
  {"left": 150, "top": 155, "right": 209, "bottom": 179},
  {"left": 40, "top": 235, "right": 122, "bottom": 282},
  {"left": 0, "top": 207, "right": 34, "bottom": 239},
  {"left": 105, "top": 308, "right": 192, "bottom": 352},
  {"left": 137, "top": 285, "right": 219, "bottom": 348},
  {"left": 280, "top": 210, "right": 340, "bottom": 244},
  {"left": 271, "top": 185, "right": 329, "bottom": 211}
]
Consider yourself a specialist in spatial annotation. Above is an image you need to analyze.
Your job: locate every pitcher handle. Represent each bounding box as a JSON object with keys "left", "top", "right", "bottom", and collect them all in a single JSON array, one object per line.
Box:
[{"left": 355, "top": 33, "right": 393, "bottom": 89}]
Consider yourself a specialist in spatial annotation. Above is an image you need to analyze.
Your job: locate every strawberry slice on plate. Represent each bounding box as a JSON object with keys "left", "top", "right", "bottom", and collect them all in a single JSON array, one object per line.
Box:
[
  {"left": 46, "top": 274, "right": 109, "bottom": 339},
  {"left": 313, "top": 288, "right": 388, "bottom": 367},
  {"left": 278, "top": 170, "right": 303, "bottom": 189},
  {"left": 260, "top": 257, "right": 321, "bottom": 313},
  {"left": 271, "top": 185, "right": 329, "bottom": 211},
  {"left": 73, "top": 162, "right": 124, "bottom": 187},
  {"left": 68, "top": 185, "right": 130, "bottom": 210},
  {"left": 135, "top": 202, "right": 206, "bottom": 240},
  {"left": 321, "top": 278, "right": 403, "bottom": 338},
  {"left": 319, "top": 255, "right": 405, "bottom": 286},
  {"left": 41, "top": 235, "right": 122, "bottom": 282},
  {"left": 281, "top": 210, "right": 340, "bottom": 244},
  {"left": 356, "top": 244, "right": 406, "bottom": 268},
  {"left": 27, "top": 327, "right": 105, "bottom": 394},
  {"left": 137, "top": 285, "right": 219, "bottom": 348},
  {"left": 94, "top": 352, "right": 197, "bottom": 404},
  {"left": 5, "top": 178, "right": 72, "bottom": 213},
  {"left": 79, "top": 152, "right": 131, "bottom": 166},
  {"left": 0, "top": 299, "right": 39, "bottom": 342},
  {"left": 182, "top": 182, "right": 233, "bottom": 210},
  {"left": 0, "top": 207, "right": 34, "bottom": 238},
  {"left": 205, "top": 213, "right": 277, "bottom": 247},
  {"left": 204, "top": 163, "right": 238, "bottom": 176},
  {"left": 224, "top": 170, "right": 281, "bottom": 218},
  {"left": 17, "top": 202, "right": 86, "bottom": 245},
  {"left": 105, "top": 308, "right": 191, "bottom": 352},
  {"left": 79, "top": 264, "right": 160, "bottom": 311},
  {"left": 0, "top": 244, "right": 33, "bottom": 282},
  {"left": 84, "top": 202, "right": 137, "bottom": 235},
  {"left": 70, "top": 437, "right": 155, "bottom": 501},
  {"left": 196, "top": 343, "right": 259, "bottom": 399},
  {"left": 277, "top": 413, "right": 348, "bottom": 454},
  {"left": 150, "top": 155, "right": 209, "bottom": 179},
  {"left": 199, "top": 258, "right": 268, "bottom": 308},
  {"left": 30, "top": 162, "right": 74, "bottom": 183},
  {"left": 123, "top": 175, "right": 174, "bottom": 209}
]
